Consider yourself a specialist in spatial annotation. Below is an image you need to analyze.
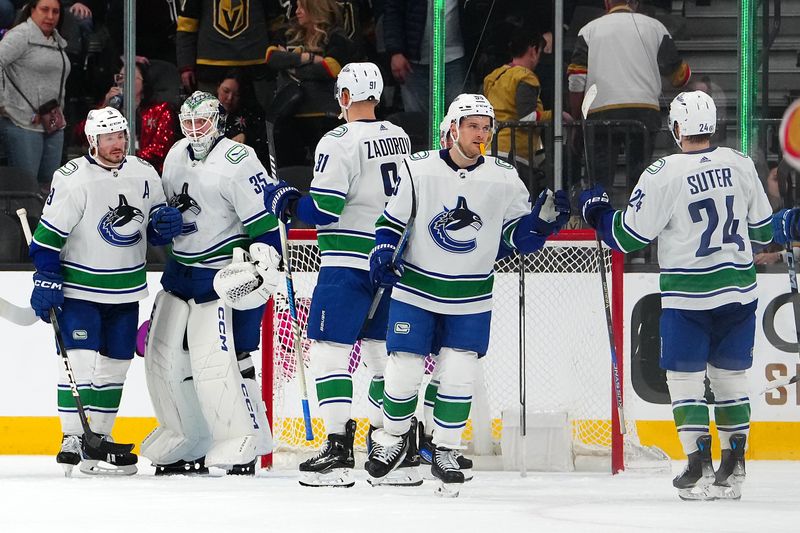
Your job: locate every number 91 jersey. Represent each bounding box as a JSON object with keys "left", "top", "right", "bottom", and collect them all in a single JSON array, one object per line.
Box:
[
  {"left": 310, "top": 121, "right": 411, "bottom": 270},
  {"left": 611, "top": 147, "right": 773, "bottom": 310}
]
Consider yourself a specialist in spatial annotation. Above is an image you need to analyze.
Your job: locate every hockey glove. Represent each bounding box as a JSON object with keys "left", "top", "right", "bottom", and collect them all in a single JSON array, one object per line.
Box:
[
  {"left": 150, "top": 206, "right": 183, "bottom": 240},
  {"left": 579, "top": 185, "right": 614, "bottom": 229},
  {"left": 214, "top": 243, "right": 283, "bottom": 310},
  {"left": 263, "top": 181, "right": 302, "bottom": 223},
  {"left": 772, "top": 208, "right": 800, "bottom": 246},
  {"left": 31, "top": 270, "right": 64, "bottom": 323},
  {"left": 369, "top": 244, "right": 404, "bottom": 288}
]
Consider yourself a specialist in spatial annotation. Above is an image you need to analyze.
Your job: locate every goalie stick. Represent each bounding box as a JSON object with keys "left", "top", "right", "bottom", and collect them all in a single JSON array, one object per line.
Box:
[
  {"left": 264, "top": 120, "right": 314, "bottom": 441},
  {"left": 580, "top": 85, "right": 626, "bottom": 435},
  {"left": 16, "top": 208, "right": 134, "bottom": 455}
]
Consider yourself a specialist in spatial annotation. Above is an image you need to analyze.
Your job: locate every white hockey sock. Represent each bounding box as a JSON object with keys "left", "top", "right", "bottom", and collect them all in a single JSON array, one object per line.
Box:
[
  {"left": 57, "top": 349, "right": 97, "bottom": 435},
  {"left": 311, "top": 340, "right": 354, "bottom": 435},
  {"left": 708, "top": 364, "right": 751, "bottom": 450},
  {"left": 432, "top": 348, "right": 477, "bottom": 449},
  {"left": 90, "top": 356, "right": 132, "bottom": 435},
  {"left": 423, "top": 356, "right": 441, "bottom": 436},
  {"left": 382, "top": 351, "right": 425, "bottom": 437},
  {"left": 667, "top": 370, "right": 709, "bottom": 455},
  {"left": 361, "top": 339, "right": 388, "bottom": 428}
]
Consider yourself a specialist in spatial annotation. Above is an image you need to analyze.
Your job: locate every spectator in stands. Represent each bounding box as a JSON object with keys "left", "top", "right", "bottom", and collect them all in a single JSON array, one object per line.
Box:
[
  {"left": 216, "top": 68, "right": 269, "bottom": 162},
  {"left": 568, "top": 0, "right": 691, "bottom": 189},
  {"left": 176, "top": 0, "right": 271, "bottom": 93},
  {"left": 76, "top": 60, "right": 177, "bottom": 172},
  {"left": 0, "top": 0, "right": 70, "bottom": 194},
  {"left": 483, "top": 26, "right": 572, "bottom": 182},
  {"left": 383, "top": 0, "right": 467, "bottom": 116},
  {"left": 266, "top": 0, "right": 360, "bottom": 166}
]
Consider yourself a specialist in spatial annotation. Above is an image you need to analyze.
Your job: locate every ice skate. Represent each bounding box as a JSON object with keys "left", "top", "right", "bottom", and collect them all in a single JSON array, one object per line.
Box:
[
  {"left": 713, "top": 434, "right": 746, "bottom": 500},
  {"left": 419, "top": 422, "right": 473, "bottom": 481},
  {"left": 431, "top": 445, "right": 465, "bottom": 498},
  {"left": 367, "top": 418, "right": 422, "bottom": 487},
  {"left": 80, "top": 435, "right": 138, "bottom": 476},
  {"left": 365, "top": 427, "right": 411, "bottom": 484},
  {"left": 154, "top": 457, "right": 209, "bottom": 476},
  {"left": 298, "top": 419, "right": 355, "bottom": 487},
  {"left": 56, "top": 434, "right": 82, "bottom": 477},
  {"left": 673, "top": 435, "right": 715, "bottom": 501}
]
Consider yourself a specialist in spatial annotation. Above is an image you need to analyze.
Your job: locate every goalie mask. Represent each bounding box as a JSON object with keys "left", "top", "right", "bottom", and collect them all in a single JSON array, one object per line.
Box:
[
  {"left": 85, "top": 107, "right": 129, "bottom": 158},
  {"left": 669, "top": 91, "right": 716, "bottom": 147},
  {"left": 179, "top": 91, "right": 222, "bottom": 160}
]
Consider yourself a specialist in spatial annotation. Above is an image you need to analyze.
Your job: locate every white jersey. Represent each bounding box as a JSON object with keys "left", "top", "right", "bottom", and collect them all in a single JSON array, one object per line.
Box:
[
  {"left": 311, "top": 121, "right": 411, "bottom": 270},
  {"left": 610, "top": 146, "right": 773, "bottom": 310},
  {"left": 378, "top": 150, "right": 531, "bottom": 315},
  {"left": 161, "top": 137, "right": 279, "bottom": 268},
  {"left": 33, "top": 156, "right": 166, "bottom": 304}
]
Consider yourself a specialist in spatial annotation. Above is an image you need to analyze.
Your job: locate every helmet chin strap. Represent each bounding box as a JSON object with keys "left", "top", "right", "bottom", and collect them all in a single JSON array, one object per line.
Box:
[{"left": 452, "top": 129, "right": 480, "bottom": 162}]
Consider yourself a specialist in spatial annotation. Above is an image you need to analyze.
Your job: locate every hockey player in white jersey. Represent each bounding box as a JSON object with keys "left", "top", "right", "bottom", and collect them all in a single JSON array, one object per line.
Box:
[
  {"left": 141, "top": 91, "right": 280, "bottom": 476},
  {"left": 365, "top": 94, "right": 570, "bottom": 496},
  {"left": 580, "top": 91, "right": 773, "bottom": 500},
  {"left": 262, "top": 62, "right": 414, "bottom": 487},
  {"left": 29, "top": 107, "right": 181, "bottom": 476}
]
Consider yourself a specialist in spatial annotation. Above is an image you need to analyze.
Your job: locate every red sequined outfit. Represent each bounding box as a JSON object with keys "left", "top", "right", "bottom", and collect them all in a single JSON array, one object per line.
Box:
[{"left": 137, "top": 101, "right": 177, "bottom": 173}]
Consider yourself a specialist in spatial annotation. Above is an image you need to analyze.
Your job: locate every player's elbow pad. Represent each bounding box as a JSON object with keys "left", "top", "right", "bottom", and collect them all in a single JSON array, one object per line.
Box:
[{"left": 296, "top": 195, "right": 338, "bottom": 226}]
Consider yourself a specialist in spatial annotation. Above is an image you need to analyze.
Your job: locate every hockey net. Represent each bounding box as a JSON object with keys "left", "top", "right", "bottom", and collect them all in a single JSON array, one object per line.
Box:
[{"left": 261, "top": 229, "right": 665, "bottom": 472}]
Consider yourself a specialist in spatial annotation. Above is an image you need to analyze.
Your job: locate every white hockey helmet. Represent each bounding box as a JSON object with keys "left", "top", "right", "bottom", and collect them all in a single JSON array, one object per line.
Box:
[
  {"left": 779, "top": 99, "right": 800, "bottom": 171},
  {"left": 448, "top": 93, "right": 495, "bottom": 128},
  {"left": 85, "top": 107, "right": 129, "bottom": 156},
  {"left": 335, "top": 62, "right": 384, "bottom": 106},
  {"left": 439, "top": 111, "right": 456, "bottom": 149},
  {"left": 669, "top": 90, "right": 716, "bottom": 146},
  {"left": 179, "top": 91, "right": 222, "bottom": 159}
]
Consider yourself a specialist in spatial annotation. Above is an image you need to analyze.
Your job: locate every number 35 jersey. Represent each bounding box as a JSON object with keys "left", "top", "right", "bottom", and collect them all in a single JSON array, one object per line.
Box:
[
  {"left": 160, "top": 137, "right": 279, "bottom": 269},
  {"left": 310, "top": 121, "right": 411, "bottom": 270},
  {"left": 611, "top": 147, "right": 773, "bottom": 310}
]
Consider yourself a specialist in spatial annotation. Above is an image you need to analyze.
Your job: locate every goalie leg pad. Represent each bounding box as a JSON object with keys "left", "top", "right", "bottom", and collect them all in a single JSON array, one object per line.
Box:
[
  {"left": 707, "top": 364, "right": 750, "bottom": 450},
  {"left": 89, "top": 355, "right": 132, "bottom": 435},
  {"left": 57, "top": 349, "right": 97, "bottom": 436},
  {"left": 382, "top": 351, "right": 425, "bottom": 437},
  {"left": 310, "top": 340, "right": 354, "bottom": 435},
  {"left": 432, "top": 348, "right": 477, "bottom": 450},
  {"left": 239, "top": 351, "right": 273, "bottom": 455},
  {"left": 361, "top": 339, "right": 388, "bottom": 428},
  {"left": 141, "top": 291, "right": 211, "bottom": 465},
  {"left": 187, "top": 299, "right": 257, "bottom": 467},
  {"left": 666, "top": 370, "right": 710, "bottom": 456}
]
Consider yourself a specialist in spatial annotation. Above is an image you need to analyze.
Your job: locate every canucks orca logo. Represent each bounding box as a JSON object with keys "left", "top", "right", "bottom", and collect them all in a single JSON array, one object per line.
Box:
[
  {"left": 428, "top": 196, "right": 483, "bottom": 254},
  {"left": 169, "top": 182, "right": 201, "bottom": 234},
  {"left": 97, "top": 194, "right": 144, "bottom": 247}
]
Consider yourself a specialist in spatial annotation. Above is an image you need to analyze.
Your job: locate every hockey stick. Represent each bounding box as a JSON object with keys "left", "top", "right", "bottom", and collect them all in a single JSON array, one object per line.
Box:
[
  {"left": 264, "top": 121, "right": 314, "bottom": 441},
  {"left": 518, "top": 250, "right": 527, "bottom": 476},
  {"left": 580, "top": 85, "right": 626, "bottom": 434},
  {"left": 0, "top": 297, "right": 37, "bottom": 326},
  {"left": 365, "top": 160, "right": 417, "bottom": 323},
  {"left": 16, "top": 208, "right": 134, "bottom": 455},
  {"left": 761, "top": 244, "right": 800, "bottom": 394}
]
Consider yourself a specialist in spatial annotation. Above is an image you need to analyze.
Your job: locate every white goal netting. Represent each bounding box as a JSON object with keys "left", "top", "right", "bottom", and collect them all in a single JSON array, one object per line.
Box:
[{"left": 261, "top": 229, "right": 666, "bottom": 471}]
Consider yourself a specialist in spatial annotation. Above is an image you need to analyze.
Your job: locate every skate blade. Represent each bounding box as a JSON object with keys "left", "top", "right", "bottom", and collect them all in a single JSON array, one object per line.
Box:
[
  {"left": 462, "top": 468, "right": 474, "bottom": 482},
  {"left": 299, "top": 468, "right": 354, "bottom": 488},
  {"left": 60, "top": 463, "right": 76, "bottom": 478},
  {"left": 367, "top": 467, "right": 423, "bottom": 487},
  {"left": 79, "top": 460, "right": 138, "bottom": 476},
  {"left": 677, "top": 486, "right": 715, "bottom": 501},
  {"left": 434, "top": 479, "right": 462, "bottom": 498}
]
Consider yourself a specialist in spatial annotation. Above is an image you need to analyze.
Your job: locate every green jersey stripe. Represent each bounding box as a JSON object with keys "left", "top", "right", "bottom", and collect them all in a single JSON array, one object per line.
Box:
[
  {"left": 747, "top": 223, "right": 773, "bottom": 244},
  {"left": 33, "top": 225, "right": 66, "bottom": 251},
  {"left": 660, "top": 265, "right": 756, "bottom": 293},
  {"left": 63, "top": 265, "right": 146, "bottom": 290},
  {"left": 311, "top": 191, "right": 346, "bottom": 217},
  {"left": 317, "top": 233, "right": 374, "bottom": 255},
  {"left": 400, "top": 267, "right": 494, "bottom": 299},
  {"left": 171, "top": 238, "right": 251, "bottom": 265},
  {"left": 244, "top": 214, "right": 279, "bottom": 238},
  {"left": 611, "top": 211, "right": 649, "bottom": 253}
]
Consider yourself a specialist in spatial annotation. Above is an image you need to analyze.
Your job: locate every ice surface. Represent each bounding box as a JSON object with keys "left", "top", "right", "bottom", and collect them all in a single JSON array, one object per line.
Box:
[{"left": 0, "top": 457, "right": 797, "bottom": 533}]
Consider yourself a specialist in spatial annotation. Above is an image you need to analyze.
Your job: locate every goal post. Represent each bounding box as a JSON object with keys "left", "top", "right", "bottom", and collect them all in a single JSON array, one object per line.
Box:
[{"left": 260, "top": 228, "right": 664, "bottom": 472}]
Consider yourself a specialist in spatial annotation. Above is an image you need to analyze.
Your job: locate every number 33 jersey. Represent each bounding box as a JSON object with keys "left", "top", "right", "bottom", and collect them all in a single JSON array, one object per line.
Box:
[
  {"left": 310, "top": 121, "right": 411, "bottom": 270},
  {"left": 611, "top": 146, "right": 773, "bottom": 310}
]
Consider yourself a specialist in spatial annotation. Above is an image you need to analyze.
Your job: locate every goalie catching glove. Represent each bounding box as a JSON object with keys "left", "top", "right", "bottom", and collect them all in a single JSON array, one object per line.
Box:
[{"left": 213, "top": 243, "right": 282, "bottom": 310}]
